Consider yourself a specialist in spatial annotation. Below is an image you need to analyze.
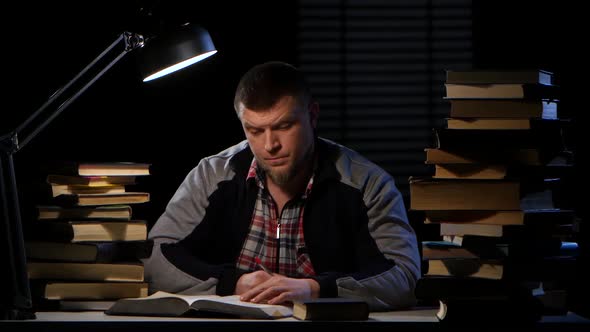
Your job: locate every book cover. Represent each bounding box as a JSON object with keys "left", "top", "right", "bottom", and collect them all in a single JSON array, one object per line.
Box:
[
  {"left": 448, "top": 99, "right": 557, "bottom": 119},
  {"left": 31, "top": 281, "right": 148, "bottom": 300},
  {"left": 409, "top": 177, "right": 521, "bottom": 210},
  {"left": 36, "top": 205, "right": 133, "bottom": 220},
  {"left": 292, "top": 298, "right": 369, "bottom": 321},
  {"left": 27, "top": 262, "right": 145, "bottom": 282},
  {"left": 28, "top": 220, "right": 147, "bottom": 242},
  {"left": 445, "top": 118, "right": 539, "bottom": 130},
  {"left": 444, "top": 83, "right": 560, "bottom": 100},
  {"left": 445, "top": 69, "right": 553, "bottom": 84},
  {"left": 49, "top": 184, "right": 126, "bottom": 197},
  {"left": 52, "top": 192, "right": 150, "bottom": 206},
  {"left": 433, "top": 119, "right": 566, "bottom": 150},
  {"left": 424, "top": 147, "right": 556, "bottom": 166},
  {"left": 44, "top": 161, "right": 151, "bottom": 176},
  {"left": 25, "top": 240, "right": 152, "bottom": 262},
  {"left": 424, "top": 209, "right": 575, "bottom": 226},
  {"left": 105, "top": 291, "right": 293, "bottom": 319},
  {"left": 46, "top": 174, "right": 137, "bottom": 186},
  {"left": 424, "top": 258, "right": 504, "bottom": 280}
]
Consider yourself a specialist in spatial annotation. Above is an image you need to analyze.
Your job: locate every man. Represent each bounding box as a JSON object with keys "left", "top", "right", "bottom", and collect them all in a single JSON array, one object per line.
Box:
[{"left": 143, "top": 61, "right": 420, "bottom": 310}]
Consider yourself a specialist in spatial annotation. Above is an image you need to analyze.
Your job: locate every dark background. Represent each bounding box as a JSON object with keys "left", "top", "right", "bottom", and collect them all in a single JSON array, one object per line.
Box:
[
  {"left": 1, "top": 0, "right": 588, "bottom": 319},
  {"left": 5, "top": 0, "right": 584, "bottom": 225}
]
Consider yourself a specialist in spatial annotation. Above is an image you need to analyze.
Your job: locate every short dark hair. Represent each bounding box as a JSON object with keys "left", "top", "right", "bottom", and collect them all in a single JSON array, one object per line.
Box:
[{"left": 233, "top": 61, "right": 311, "bottom": 116}]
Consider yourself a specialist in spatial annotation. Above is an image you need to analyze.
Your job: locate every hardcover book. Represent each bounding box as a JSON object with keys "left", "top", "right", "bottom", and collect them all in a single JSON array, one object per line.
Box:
[
  {"left": 31, "top": 281, "right": 148, "bottom": 300},
  {"left": 445, "top": 69, "right": 553, "bottom": 84},
  {"left": 27, "top": 262, "right": 145, "bottom": 282},
  {"left": 105, "top": 291, "right": 293, "bottom": 319},
  {"left": 52, "top": 192, "right": 150, "bottom": 206},
  {"left": 25, "top": 240, "right": 152, "bottom": 262},
  {"left": 46, "top": 175, "right": 137, "bottom": 186},
  {"left": 45, "top": 161, "right": 151, "bottom": 176},
  {"left": 448, "top": 99, "right": 557, "bottom": 119},
  {"left": 292, "top": 298, "right": 369, "bottom": 321},
  {"left": 36, "top": 205, "right": 133, "bottom": 220},
  {"left": 28, "top": 220, "right": 147, "bottom": 242},
  {"left": 444, "top": 83, "right": 560, "bottom": 100}
]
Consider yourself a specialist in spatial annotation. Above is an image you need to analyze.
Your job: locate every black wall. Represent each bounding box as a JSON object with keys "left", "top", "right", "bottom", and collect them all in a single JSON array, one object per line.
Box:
[{"left": 5, "top": 1, "right": 299, "bottom": 224}]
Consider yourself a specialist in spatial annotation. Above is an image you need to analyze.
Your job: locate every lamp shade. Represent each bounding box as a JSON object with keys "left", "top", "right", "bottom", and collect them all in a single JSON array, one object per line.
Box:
[{"left": 139, "top": 23, "right": 217, "bottom": 82}]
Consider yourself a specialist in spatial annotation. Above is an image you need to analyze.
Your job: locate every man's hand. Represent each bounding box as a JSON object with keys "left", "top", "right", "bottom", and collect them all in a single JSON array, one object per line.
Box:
[
  {"left": 235, "top": 270, "right": 273, "bottom": 296},
  {"left": 239, "top": 274, "right": 320, "bottom": 305}
]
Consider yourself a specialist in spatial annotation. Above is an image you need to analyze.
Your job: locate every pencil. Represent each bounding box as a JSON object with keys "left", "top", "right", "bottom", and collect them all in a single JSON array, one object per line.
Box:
[{"left": 254, "top": 257, "right": 273, "bottom": 275}]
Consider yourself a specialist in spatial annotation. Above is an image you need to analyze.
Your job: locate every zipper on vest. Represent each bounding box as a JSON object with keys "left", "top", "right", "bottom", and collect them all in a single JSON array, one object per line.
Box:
[{"left": 275, "top": 221, "right": 280, "bottom": 273}]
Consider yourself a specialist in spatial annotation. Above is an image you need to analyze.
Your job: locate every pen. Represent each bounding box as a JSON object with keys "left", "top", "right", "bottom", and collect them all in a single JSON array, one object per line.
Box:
[{"left": 254, "top": 257, "right": 273, "bottom": 275}]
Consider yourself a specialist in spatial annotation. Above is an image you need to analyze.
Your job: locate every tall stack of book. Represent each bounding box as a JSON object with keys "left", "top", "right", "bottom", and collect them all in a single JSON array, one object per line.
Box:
[
  {"left": 410, "top": 70, "right": 579, "bottom": 324},
  {"left": 25, "top": 162, "right": 153, "bottom": 311}
]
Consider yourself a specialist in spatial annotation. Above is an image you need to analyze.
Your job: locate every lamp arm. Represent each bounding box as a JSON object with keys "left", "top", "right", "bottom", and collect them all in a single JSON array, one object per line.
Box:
[
  {"left": 2, "top": 32, "right": 144, "bottom": 154},
  {"left": 0, "top": 31, "right": 143, "bottom": 320}
]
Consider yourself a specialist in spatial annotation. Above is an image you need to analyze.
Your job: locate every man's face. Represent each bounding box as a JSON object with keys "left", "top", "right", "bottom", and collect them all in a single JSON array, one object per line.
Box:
[{"left": 240, "top": 95, "right": 318, "bottom": 186}]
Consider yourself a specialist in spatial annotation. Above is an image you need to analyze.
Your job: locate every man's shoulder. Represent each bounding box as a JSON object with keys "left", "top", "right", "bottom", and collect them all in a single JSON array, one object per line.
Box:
[
  {"left": 319, "top": 137, "right": 392, "bottom": 184},
  {"left": 195, "top": 140, "right": 252, "bottom": 175}
]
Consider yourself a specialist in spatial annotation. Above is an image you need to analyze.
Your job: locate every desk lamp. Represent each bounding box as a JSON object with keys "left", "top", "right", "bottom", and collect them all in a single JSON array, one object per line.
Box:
[{"left": 0, "top": 23, "right": 216, "bottom": 320}]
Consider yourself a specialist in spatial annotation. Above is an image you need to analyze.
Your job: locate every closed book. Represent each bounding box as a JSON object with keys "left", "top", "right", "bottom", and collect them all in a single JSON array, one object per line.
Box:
[
  {"left": 52, "top": 192, "right": 150, "bottom": 206},
  {"left": 46, "top": 174, "right": 137, "bottom": 186},
  {"left": 105, "top": 291, "right": 293, "bottom": 319},
  {"left": 442, "top": 235, "right": 565, "bottom": 259},
  {"left": 27, "top": 262, "right": 145, "bottom": 282},
  {"left": 448, "top": 99, "right": 557, "bottom": 119},
  {"left": 36, "top": 205, "right": 132, "bottom": 220},
  {"left": 433, "top": 119, "right": 565, "bottom": 150},
  {"left": 415, "top": 275, "right": 524, "bottom": 300},
  {"left": 424, "top": 147, "right": 556, "bottom": 166},
  {"left": 25, "top": 241, "right": 152, "bottom": 262},
  {"left": 444, "top": 83, "right": 560, "bottom": 100},
  {"left": 433, "top": 164, "right": 508, "bottom": 179},
  {"left": 445, "top": 118, "right": 540, "bottom": 130},
  {"left": 49, "top": 184, "right": 126, "bottom": 197},
  {"left": 28, "top": 220, "right": 147, "bottom": 242},
  {"left": 409, "top": 177, "right": 521, "bottom": 210},
  {"left": 436, "top": 296, "right": 543, "bottom": 324},
  {"left": 45, "top": 161, "right": 151, "bottom": 176},
  {"left": 445, "top": 69, "right": 553, "bottom": 84},
  {"left": 31, "top": 281, "right": 148, "bottom": 300},
  {"left": 424, "top": 209, "right": 575, "bottom": 226},
  {"left": 292, "top": 298, "right": 369, "bottom": 321},
  {"left": 424, "top": 258, "right": 504, "bottom": 280},
  {"left": 422, "top": 241, "right": 481, "bottom": 260},
  {"left": 439, "top": 222, "right": 524, "bottom": 238},
  {"left": 432, "top": 162, "right": 573, "bottom": 180}
]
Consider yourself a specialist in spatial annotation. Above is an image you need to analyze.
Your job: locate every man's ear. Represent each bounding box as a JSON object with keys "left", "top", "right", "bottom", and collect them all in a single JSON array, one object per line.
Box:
[{"left": 308, "top": 101, "right": 320, "bottom": 129}]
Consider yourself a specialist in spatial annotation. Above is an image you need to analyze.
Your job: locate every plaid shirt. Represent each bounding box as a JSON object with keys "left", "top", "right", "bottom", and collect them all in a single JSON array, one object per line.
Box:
[{"left": 236, "top": 158, "right": 316, "bottom": 277}]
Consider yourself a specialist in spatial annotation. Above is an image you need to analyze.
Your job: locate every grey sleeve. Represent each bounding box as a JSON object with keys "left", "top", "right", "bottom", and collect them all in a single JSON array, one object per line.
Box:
[
  {"left": 338, "top": 171, "right": 421, "bottom": 311},
  {"left": 141, "top": 159, "right": 221, "bottom": 295}
]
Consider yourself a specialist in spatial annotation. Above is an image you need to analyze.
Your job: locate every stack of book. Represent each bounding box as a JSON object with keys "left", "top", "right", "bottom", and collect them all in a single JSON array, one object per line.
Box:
[
  {"left": 410, "top": 69, "right": 579, "bottom": 324},
  {"left": 25, "top": 162, "right": 153, "bottom": 311}
]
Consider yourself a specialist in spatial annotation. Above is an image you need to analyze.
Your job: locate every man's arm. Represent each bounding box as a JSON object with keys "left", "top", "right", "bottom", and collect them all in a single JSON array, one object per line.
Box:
[
  {"left": 142, "top": 159, "right": 242, "bottom": 295},
  {"left": 332, "top": 168, "right": 421, "bottom": 311}
]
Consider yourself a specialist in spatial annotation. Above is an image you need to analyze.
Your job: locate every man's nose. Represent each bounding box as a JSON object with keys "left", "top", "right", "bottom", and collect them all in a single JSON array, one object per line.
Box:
[{"left": 264, "top": 130, "right": 280, "bottom": 152}]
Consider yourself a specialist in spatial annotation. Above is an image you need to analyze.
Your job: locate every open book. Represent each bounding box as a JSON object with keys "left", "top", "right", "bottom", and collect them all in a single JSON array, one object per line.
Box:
[{"left": 105, "top": 291, "right": 293, "bottom": 319}]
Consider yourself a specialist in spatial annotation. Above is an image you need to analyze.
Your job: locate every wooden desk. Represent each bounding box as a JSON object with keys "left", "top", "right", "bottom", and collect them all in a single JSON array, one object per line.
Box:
[{"left": 1, "top": 308, "right": 589, "bottom": 332}]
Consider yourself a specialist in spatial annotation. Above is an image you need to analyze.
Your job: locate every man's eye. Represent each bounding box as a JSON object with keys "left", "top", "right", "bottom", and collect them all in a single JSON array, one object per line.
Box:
[
  {"left": 249, "top": 129, "right": 262, "bottom": 135},
  {"left": 278, "top": 123, "right": 293, "bottom": 130}
]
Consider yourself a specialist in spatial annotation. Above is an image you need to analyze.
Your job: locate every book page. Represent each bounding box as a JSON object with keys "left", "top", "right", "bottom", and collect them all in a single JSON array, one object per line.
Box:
[{"left": 133, "top": 291, "right": 292, "bottom": 317}]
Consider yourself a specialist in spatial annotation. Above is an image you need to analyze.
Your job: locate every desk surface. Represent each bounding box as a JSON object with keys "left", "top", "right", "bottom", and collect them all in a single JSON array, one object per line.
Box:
[
  {"left": 30, "top": 307, "right": 440, "bottom": 322},
  {"left": 2, "top": 308, "right": 589, "bottom": 332}
]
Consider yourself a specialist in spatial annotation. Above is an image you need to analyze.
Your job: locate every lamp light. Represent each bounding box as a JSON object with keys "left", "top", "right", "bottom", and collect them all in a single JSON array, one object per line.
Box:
[{"left": 0, "top": 23, "right": 216, "bottom": 320}]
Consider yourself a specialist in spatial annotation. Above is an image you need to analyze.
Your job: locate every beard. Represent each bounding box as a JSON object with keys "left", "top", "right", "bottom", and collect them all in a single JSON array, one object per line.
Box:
[{"left": 258, "top": 141, "right": 315, "bottom": 187}]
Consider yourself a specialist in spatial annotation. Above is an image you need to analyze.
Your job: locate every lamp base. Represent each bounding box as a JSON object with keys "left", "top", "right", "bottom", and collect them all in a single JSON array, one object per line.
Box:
[{"left": 1, "top": 308, "right": 36, "bottom": 320}]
